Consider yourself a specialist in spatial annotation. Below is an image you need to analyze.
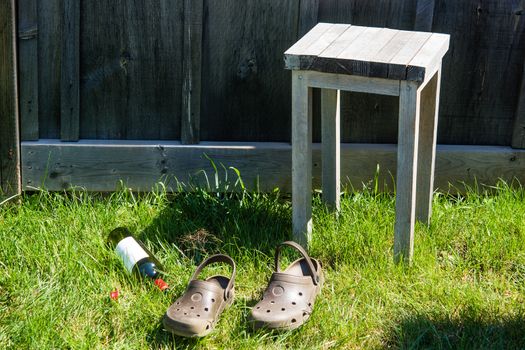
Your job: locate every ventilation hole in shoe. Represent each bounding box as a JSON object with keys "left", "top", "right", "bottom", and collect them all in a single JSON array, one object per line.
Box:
[
  {"left": 281, "top": 308, "right": 285, "bottom": 311},
  {"left": 270, "top": 301, "right": 275, "bottom": 304},
  {"left": 298, "top": 292, "right": 303, "bottom": 296},
  {"left": 190, "top": 306, "right": 194, "bottom": 309},
  {"left": 176, "top": 302, "right": 180, "bottom": 305},
  {"left": 197, "top": 314, "right": 200, "bottom": 317},
  {"left": 308, "top": 303, "right": 311, "bottom": 307},
  {"left": 184, "top": 312, "right": 187, "bottom": 315},
  {"left": 292, "top": 302, "right": 296, "bottom": 305},
  {"left": 206, "top": 325, "right": 210, "bottom": 330},
  {"left": 291, "top": 318, "right": 297, "bottom": 323},
  {"left": 266, "top": 310, "right": 271, "bottom": 313},
  {"left": 211, "top": 298, "right": 215, "bottom": 303},
  {"left": 256, "top": 307, "right": 260, "bottom": 309},
  {"left": 204, "top": 307, "right": 209, "bottom": 312},
  {"left": 303, "top": 312, "right": 307, "bottom": 317},
  {"left": 176, "top": 309, "right": 180, "bottom": 311}
]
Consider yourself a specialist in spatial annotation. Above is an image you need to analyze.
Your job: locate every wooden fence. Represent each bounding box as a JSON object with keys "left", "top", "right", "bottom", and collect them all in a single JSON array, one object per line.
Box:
[{"left": 2, "top": 0, "right": 525, "bottom": 196}]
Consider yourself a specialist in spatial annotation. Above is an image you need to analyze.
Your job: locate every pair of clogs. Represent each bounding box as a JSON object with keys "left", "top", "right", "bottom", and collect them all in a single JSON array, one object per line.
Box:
[{"left": 163, "top": 241, "right": 323, "bottom": 337}]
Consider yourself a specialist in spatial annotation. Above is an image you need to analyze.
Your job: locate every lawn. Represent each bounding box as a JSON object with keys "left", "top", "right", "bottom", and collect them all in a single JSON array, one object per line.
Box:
[{"left": 1, "top": 180, "right": 525, "bottom": 349}]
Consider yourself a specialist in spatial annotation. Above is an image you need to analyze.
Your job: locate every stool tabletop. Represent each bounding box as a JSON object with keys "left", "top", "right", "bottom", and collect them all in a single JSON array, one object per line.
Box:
[{"left": 285, "top": 23, "right": 449, "bottom": 82}]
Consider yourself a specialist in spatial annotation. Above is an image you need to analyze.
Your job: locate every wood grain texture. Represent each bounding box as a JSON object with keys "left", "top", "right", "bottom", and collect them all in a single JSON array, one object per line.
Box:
[
  {"left": 512, "top": 60, "right": 525, "bottom": 149},
  {"left": 181, "top": 0, "right": 203, "bottom": 144},
  {"left": 21, "top": 142, "right": 525, "bottom": 193},
  {"left": 18, "top": 0, "right": 39, "bottom": 141},
  {"left": 60, "top": 0, "right": 80, "bottom": 141},
  {"left": 200, "top": 0, "right": 300, "bottom": 142},
  {"left": 292, "top": 71, "right": 313, "bottom": 246},
  {"left": 415, "top": 69, "right": 440, "bottom": 224},
  {"left": 38, "top": 0, "right": 62, "bottom": 139},
  {"left": 406, "top": 33, "right": 449, "bottom": 82},
  {"left": 321, "top": 89, "right": 340, "bottom": 210},
  {"left": 306, "top": 71, "right": 400, "bottom": 96},
  {"left": 0, "top": 0, "right": 21, "bottom": 197},
  {"left": 298, "top": 0, "right": 320, "bottom": 37},
  {"left": 433, "top": 0, "right": 525, "bottom": 146},
  {"left": 414, "top": 0, "right": 435, "bottom": 31},
  {"left": 394, "top": 80, "right": 420, "bottom": 263},
  {"left": 80, "top": 0, "right": 184, "bottom": 140}
]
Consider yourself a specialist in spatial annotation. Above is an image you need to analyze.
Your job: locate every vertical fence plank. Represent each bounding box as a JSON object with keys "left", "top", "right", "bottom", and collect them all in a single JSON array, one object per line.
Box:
[
  {"left": 298, "top": 0, "right": 319, "bottom": 37},
  {"left": 0, "top": 0, "right": 21, "bottom": 198},
  {"left": 181, "top": 0, "right": 203, "bottom": 144},
  {"left": 512, "top": 61, "right": 525, "bottom": 149},
  {"left": 414, "top": 0, "right": 435, "bottom": 31},
  {"left": 60, "top": 0, "right": 80, "bottom": 141},
  {"left": 18, "top": 0, "right": 39, "bottom": 141}
]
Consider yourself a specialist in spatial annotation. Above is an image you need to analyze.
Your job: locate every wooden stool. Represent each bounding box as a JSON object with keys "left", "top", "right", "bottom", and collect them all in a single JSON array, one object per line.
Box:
[{"left": 284, "top": 23, "right": 450, "bottom": 263}]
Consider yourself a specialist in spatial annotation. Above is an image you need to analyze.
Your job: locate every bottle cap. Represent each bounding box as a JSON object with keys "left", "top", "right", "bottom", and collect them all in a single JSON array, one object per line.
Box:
[
  {"left": 154, "top": 278, "right": 169, "bottom": 291},
  {"left": 109, "top": 289, "right": 119, "bottom": 301}
]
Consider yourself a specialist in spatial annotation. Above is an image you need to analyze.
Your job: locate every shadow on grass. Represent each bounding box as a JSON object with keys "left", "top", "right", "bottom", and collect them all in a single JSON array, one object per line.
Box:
[
  {"left": 384, "top": 313, "right": 525, "bottom": 349},
  {"left": 141, "top": 190, "right": 292, "bottom": 261}
]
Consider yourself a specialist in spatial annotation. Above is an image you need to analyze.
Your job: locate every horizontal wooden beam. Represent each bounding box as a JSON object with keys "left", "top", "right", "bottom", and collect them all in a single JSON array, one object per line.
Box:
[
  {"left": 305, "top": 71, "right": 400, "bottom": 96},
  {"left": 21, "top": 140, "right": 525, "bottom": 193}
]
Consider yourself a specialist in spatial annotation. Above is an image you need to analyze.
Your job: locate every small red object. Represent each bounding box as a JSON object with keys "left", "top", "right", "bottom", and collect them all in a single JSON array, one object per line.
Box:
[
  {"left": 110, "top": 289, "right": 119, "bottom": 300},
  {"left": 154, "top": 278, "right": 169, "bottom": 291}
]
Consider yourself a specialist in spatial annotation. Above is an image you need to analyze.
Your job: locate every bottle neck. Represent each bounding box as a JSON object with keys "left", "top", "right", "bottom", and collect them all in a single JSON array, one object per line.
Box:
[{"left": 137, "top": 261, "right": 159, "bottom": 279}]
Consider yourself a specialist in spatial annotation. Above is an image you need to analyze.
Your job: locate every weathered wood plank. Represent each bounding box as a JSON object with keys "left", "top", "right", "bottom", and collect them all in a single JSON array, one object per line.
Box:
[
  {"left": 181, "top": 0, "right": 203, "bottom": 145},
  {"left": 321, "top": 89, "right": 340, "bottom": 211},
  {"left": 303, "top": 24, "right": 350, "bottom": 57},
  {"left": 340, "top": 28, "right": 399, "bottom": 78},
  {"left": 292, "top": 71, "right": 313, "bottom": 246},
  {"left": 318, "top": 25, "right": 365, "bottom": 58},
  {"left": 285, "top": 23, "right": 333, "bottom": 57},
  {"left": 18, "top": 0, "right": 39, "bottom": 141},
  {"left": 297, "top": 0, "right": 320, "bottom": 37},
  {"left": 406, "top": 33, "right": 449, "bottom": 82},
  {"left": 388, "top": 32, "right": 431, "bottom": 80},
  {"left": 80, "top": 1, "right": 184, "bottom": 140},
  {"left": 306, "top": 71, "right": 400, "bottom": 97},
  {"left": 394, "top": 81, "right": 420, "bottom": 263},
  {"left": 38, "top": 0, "right": 61, "bottom": 139},
  {"left": 414, "top": 0, "right": 435, "bottom": 32},
  {"left": 60, "top": 0, "right": 80, "bottom": 141},
  {"left": 416, "top": 69, "right": 440, "bottom": 224},
  {"left": 201, "top": 0, "right": 300, "bottom": 142},
  {"left": 369, "top": 30, "right": 416, "bottom": 77},
  {"left": 0, "top": 0, "right": 21, "bottom": 197},
  {"left": 21, "top": 141, "right": 525, "bottom": 193},
  {"left": 512, "top": 60, "right": 525, "bottom": 149}
]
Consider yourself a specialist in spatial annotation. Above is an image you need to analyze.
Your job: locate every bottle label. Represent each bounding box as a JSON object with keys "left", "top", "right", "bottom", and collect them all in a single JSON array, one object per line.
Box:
[{"left": 115, "top": 237, "right": 149, "bottom": 273}]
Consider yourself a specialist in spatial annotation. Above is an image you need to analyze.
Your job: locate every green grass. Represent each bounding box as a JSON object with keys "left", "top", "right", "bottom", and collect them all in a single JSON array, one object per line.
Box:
[{"left": 1, "top": 181, "right": 525, "bottom": 349}]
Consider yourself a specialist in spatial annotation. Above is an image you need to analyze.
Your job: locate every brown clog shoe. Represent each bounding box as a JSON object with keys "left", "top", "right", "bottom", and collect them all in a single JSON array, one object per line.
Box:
[
  {"left": 163, "top": 254, "right": 236, "bottom": 337},
  {"left": 249, "top": 241, "right": 323, "bottom": 331}
]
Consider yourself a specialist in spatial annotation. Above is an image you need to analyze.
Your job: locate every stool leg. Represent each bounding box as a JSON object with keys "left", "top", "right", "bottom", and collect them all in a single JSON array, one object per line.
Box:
[
  {"left": 321, "top": 89, "right": 340, "bottom": 211},
  {"left": 292, "top": 71, "right": 313, "bottom": 246},
  {"left": 394, "top": 81, "right": 421, "bottom": 263},
  {"left": 416, "top": 68, "right": 441, "bottom": 225}
]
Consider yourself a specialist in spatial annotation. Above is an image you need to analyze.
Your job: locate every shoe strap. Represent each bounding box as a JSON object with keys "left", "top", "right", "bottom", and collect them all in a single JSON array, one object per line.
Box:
[
  {"left": 274, "top": 241, "right": 320, "bottom": 285},
  {"left": 190, "top": 254, "right": 236, "bottom": 300}
]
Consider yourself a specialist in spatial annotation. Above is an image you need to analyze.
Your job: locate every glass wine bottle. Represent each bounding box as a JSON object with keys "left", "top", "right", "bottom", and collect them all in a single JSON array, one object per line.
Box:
[{"left": 108, "top": 227, "right": 169, "bottom": 291}]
